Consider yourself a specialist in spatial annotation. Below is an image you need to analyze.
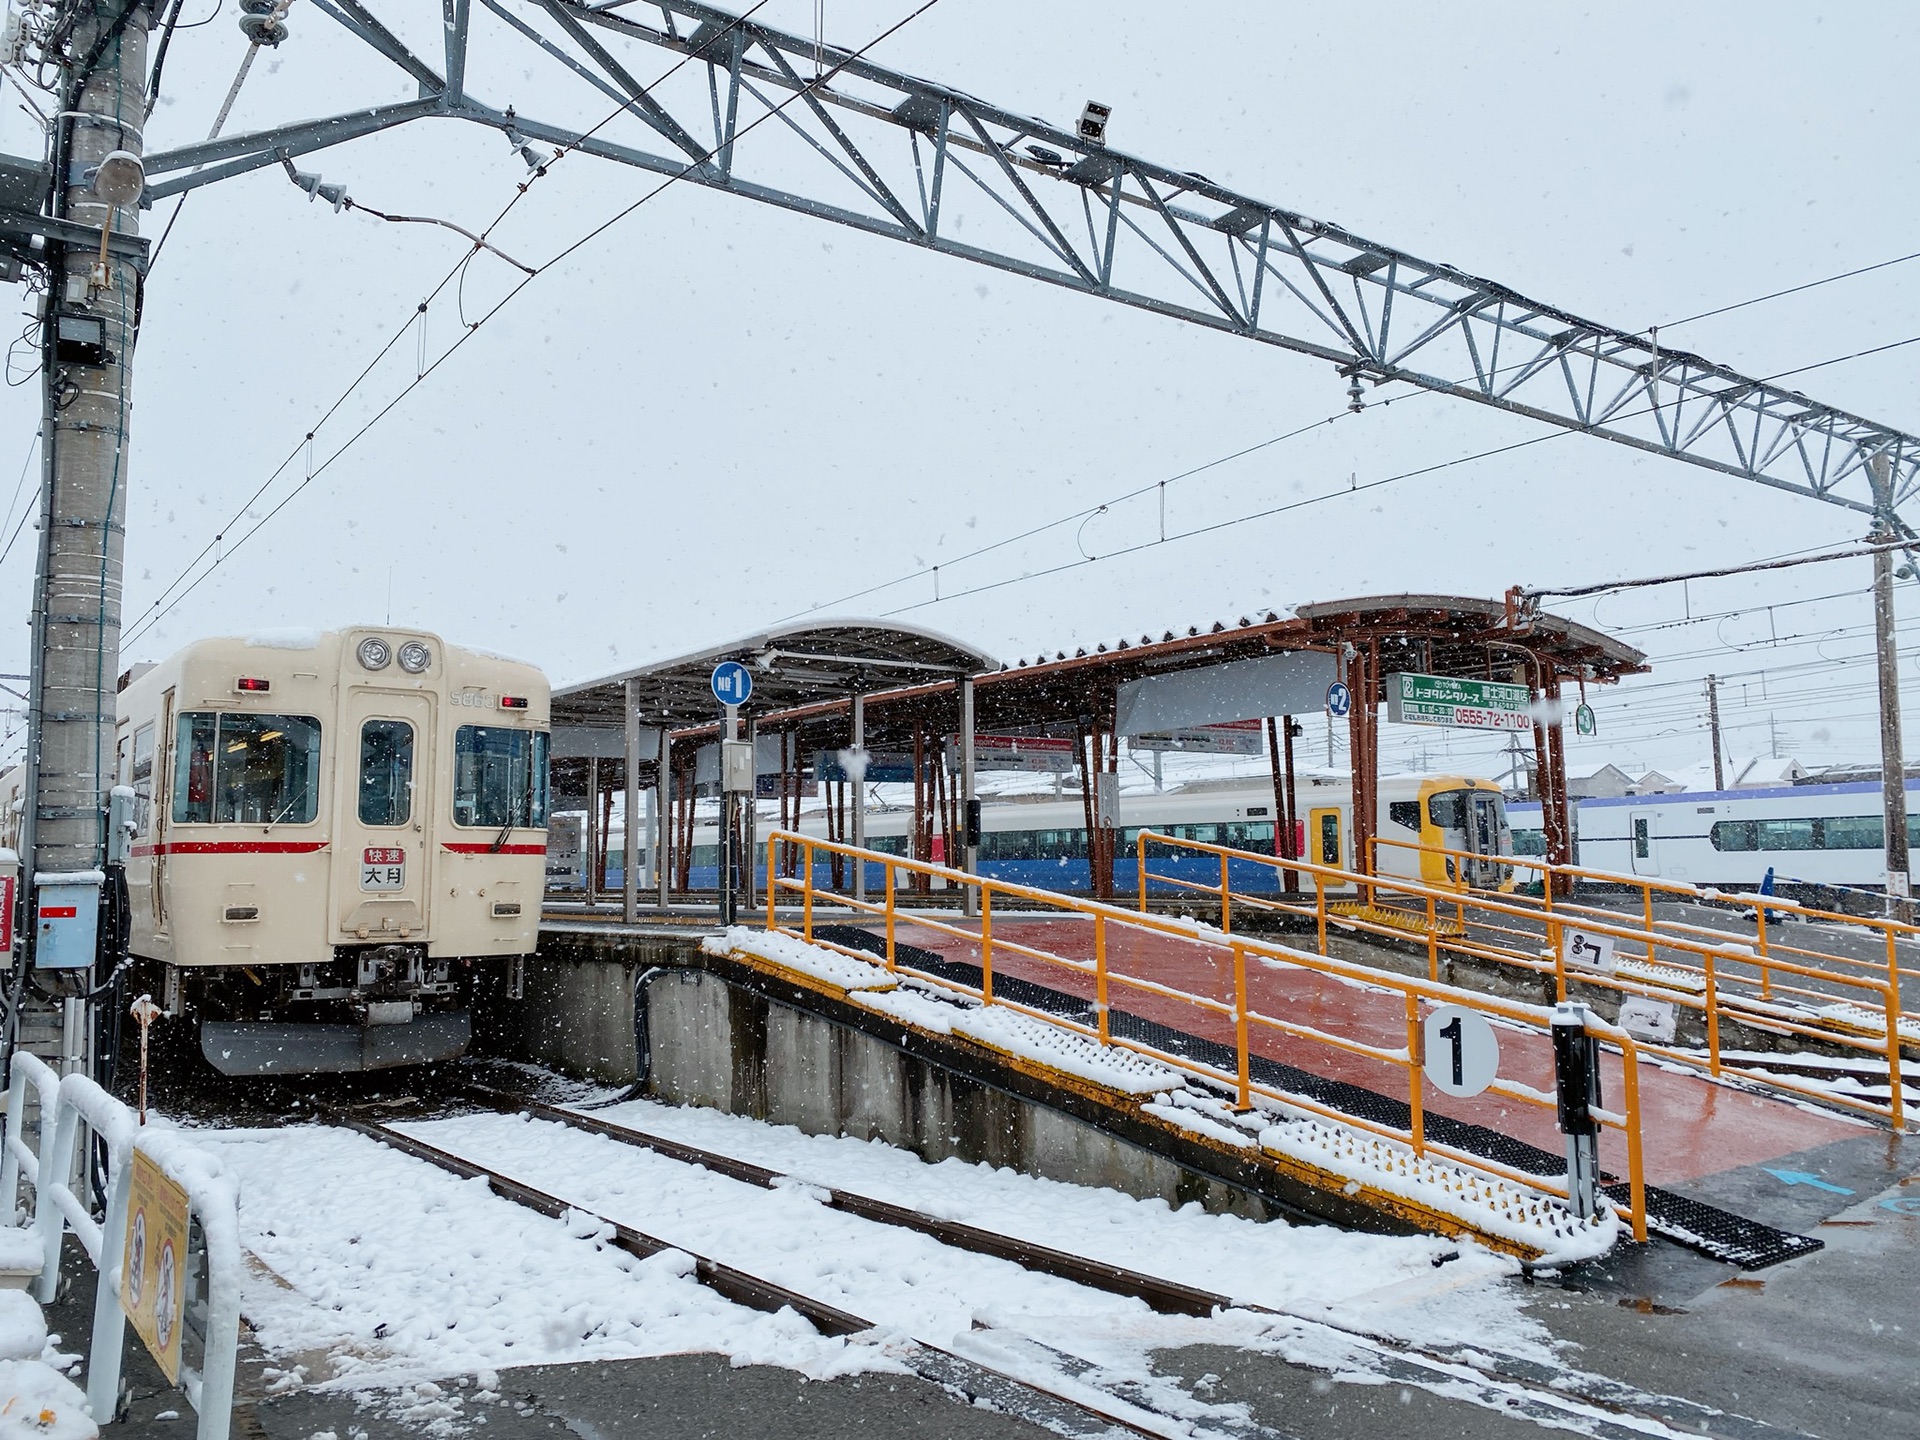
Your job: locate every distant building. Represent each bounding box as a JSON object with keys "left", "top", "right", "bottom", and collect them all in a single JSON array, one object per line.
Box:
[
  {"left": 1565, "top": 763, "right": 1640, "bottom": 799},
  {"left": 1635, "top": 769, "right": 1681, "bottom": 793},
  {"left": 1662, "top": 756, "right": 1808, "bottom": 792}
]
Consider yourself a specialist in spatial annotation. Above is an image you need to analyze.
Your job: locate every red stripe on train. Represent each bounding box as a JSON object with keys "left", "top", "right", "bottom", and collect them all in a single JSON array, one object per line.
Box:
[
  {"left": 128, "top": 841, "right": 330, "bottom": 857},
  {"left": 440, "top": 843, "right": 546, "bottom": 855}
]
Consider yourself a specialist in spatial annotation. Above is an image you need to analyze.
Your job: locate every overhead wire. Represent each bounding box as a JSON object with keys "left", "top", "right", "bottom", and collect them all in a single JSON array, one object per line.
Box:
[{"left": 123, "top": 0, "right": 942, "bottom": 649}]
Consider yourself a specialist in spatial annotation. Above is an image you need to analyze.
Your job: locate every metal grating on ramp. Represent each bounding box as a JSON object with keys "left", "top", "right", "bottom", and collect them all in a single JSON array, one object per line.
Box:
[
  {"left": 1600, "top": 1183, "right": 1823, "bottom": 1270},
  {"left": 804, "top": 925, "right": 1822, "bottom": 1269}
]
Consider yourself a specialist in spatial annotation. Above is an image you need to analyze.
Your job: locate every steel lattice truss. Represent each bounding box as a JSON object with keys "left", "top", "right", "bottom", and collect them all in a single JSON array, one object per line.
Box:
[{"left": 140, "top": 0, "right": 1920, "bottom": 524}]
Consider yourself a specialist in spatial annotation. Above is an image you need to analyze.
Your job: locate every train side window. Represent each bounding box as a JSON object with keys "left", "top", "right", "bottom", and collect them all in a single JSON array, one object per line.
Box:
[
  {"left": 1633, "top": 818, "right": 1650, "bottom": 858},
  {"left": 358, "top": 719, "right": 414, "bottom": 826},
  {"left": 172, "top": 712, "right": 322, "bottom": 825},
  {"left": 1511, "top": 828, "right": 1546, "bottom": 857},
  {"left": 1818, "top": 815, "right": 1881, "bottom": 850},
  {"left": 131, "top": 723, "right": 154, "bottom": 835},
  {"left": 1318, "top": 812, "right": 1340, "bottom": 865},
  {"left": 1709, "top": 821, "right": 1757, "bottom": 852},
  {"left": 1757, "top": 818, "right": 1815, "bottom": 851},
  {"left": 1387, "top": 801, "right": 1420, "bottom": 830}
]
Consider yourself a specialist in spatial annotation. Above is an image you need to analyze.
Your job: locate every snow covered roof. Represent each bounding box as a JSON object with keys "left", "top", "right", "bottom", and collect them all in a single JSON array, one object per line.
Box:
[{"left": 553, "top": 619, "right": 1000, "bottom": 729}]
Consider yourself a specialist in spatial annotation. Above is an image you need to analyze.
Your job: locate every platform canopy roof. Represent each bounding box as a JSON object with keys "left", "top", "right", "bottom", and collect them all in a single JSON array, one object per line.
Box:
[
  {"left": 753, "top": 593, "right": 1646, "bottom": 745},
  {"left": 551, "top": 618, "right": 1000, "bottom": 732}
]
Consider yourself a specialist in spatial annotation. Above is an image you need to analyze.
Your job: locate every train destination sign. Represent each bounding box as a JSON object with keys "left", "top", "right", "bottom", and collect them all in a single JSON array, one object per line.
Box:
[{"left": 1386, "top": 672, "right": 1532, "bottom": 731}]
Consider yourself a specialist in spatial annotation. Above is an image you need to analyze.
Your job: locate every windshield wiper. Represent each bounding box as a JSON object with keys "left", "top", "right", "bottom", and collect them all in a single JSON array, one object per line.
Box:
[{"left": 488, "top": 817, "right": 515, "bottom": 853}]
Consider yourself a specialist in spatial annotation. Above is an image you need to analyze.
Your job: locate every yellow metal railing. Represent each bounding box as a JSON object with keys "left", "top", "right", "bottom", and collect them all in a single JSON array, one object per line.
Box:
[
  {"left": 1370, "top": 833, "right": 1920, "bottom": 1020},
  {"left": 1140, "top": 830, "right": 1909, "bottom": 1129},
  {"left": 767, "top": 831, "right": 1647, "bottom": 1243}
]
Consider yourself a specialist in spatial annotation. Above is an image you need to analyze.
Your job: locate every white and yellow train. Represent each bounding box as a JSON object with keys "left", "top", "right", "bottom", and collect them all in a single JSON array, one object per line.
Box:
[{"left": 6, "top": 628, "right": 553, "bottom": 1075}]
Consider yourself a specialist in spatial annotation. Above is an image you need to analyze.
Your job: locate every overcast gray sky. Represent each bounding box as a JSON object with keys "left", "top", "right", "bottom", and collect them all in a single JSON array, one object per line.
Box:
[{"left": 0, "top": 1, "right": 1913, "bottom": 777}]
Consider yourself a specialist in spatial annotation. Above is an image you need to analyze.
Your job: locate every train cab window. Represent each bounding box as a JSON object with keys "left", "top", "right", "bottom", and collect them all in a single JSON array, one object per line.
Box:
[
  {"left": 1387, "top": 801, "right": 1421, "bottom": 831},
  {"left": 358, "top": 719, "right": 415, "bottom": 826},
  {"left": 453, "top": 726, "right": 551, "bottom": 829},
  {"left": 172, "top": 712, "right": 322, "bottom": 826},
  {"left": 1318, "top": 812, "right": 1341, "bottom": 866},
  {"left": 1426, "top": 791, "right": 1468, "bottom": 832}
]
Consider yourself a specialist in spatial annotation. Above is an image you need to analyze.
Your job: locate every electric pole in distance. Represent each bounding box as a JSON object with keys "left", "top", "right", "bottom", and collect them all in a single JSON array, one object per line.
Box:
[
  {"left": 1867, "top": 454, "right": 1910, "bottom": 922},
  {"left": 1704, "top": 674, "right": 1724, "bottom": 793},
  {"left": 18, "top": 1, "right": 148, "bottom": 1073}
]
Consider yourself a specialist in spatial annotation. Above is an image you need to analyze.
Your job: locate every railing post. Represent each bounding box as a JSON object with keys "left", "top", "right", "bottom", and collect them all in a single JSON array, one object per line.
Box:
[
  {"left": 1887, "top": 928, "right": 1905, "bottom": 1129},
  {"left": 802, "top": 843, "right": 814, "bottom": 943},
  {"left": 31, "top": 1100, "right": 77, "bottom": 1306},
  {"left": 1405, "top": 991, "right": 1425, "bottom": 1155},
  {"left": 1546, "top": 914, "right": 1567, "bottom": 1001},
  {"left": 765, "top": 835, "right": 778, "bottom": 932},
  {"left": 1095, "top": 912, "right": 1110, "bottom": 1045},
  {"left": 1618, "top": 1041, "right": 1648, "bottom": 1243},
  {"left": 1755, "top": 903, "right": 1771, "bottom": 1000},
  {"left": 1219, "top": 851, "right": 1232, "bottom": 935},
  {"left": 884, "top": 863, "right": 897, "bottom": 971},
  {"left": 1424, "top": 893, "right": 1439, "bottom": 982},
  {"left": 1231, "top": 940, "right": 1251, "bottom": 1111},
  {"left": 1704, "top": 952, "right": 1722, "bottom": 1076},
  {"left": 1136, "top": 834, "right": 1149, "bottom": 913},
  {"left": 84, "top": 1141, "right": 133, "bottom": 1426},
  {"left": 980, "top": 886, "right": 994, "bottom": 1006},
  {"left": 1315, "top": 873, "right": 1328, "bottom": 956}
]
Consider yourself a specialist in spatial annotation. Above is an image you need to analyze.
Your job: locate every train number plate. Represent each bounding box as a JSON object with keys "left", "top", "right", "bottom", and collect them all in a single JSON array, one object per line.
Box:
[{"left": 361, "top": 847, "right": 406, "bottom": 891}]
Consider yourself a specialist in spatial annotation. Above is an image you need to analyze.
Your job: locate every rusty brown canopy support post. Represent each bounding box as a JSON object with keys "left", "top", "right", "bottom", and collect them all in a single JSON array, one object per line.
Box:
[
  {"left": 1266, "top": 716, "right": 1286, "bottom": 858},
  {"left": 1103, "top": 692, "right": 1121, "bottom": 899},
  {"left": 1077, "top": 720, "right": 1098, "bottom": 896},
  {"left": 1542, "top": 672, "right": 1573, "bottom": 895},
  {"left": 1347, "top": 645, "right": 1379, "bottom": 876}
]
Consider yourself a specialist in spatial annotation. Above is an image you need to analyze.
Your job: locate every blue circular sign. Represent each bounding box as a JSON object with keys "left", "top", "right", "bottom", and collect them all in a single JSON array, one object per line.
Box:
[
  {"left": 710, "top": 660, "right": 753, "bottom": 707},
  {"left": 1326, "top": 681, "right": 1351, "bottom": 718}
]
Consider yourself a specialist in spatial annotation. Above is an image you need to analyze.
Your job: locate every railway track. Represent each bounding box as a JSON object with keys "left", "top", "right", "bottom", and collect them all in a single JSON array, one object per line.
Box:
[{"left": 327, "top": 1089, "right": 1806, "bottom": 1440}]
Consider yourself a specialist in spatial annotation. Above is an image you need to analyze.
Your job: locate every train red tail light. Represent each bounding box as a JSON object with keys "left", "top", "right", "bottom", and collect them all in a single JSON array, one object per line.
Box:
[
  {"left": 499, "top": 695, "right": 529, "bottom": 710},
  {"left": 235, "top": 677, "right": 271, "bottom": 693}
]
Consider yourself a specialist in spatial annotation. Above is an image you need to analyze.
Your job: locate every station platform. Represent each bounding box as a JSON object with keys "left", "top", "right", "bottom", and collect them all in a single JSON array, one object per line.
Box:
[{"left": 857, "top": 911, "right": 1866, "bottom": 1192}]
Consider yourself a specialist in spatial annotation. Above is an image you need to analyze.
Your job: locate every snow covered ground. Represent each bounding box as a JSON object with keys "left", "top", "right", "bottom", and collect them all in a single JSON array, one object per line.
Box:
[{"left": 199, "top": 1096, "right": 1553, "bottom": 1429}]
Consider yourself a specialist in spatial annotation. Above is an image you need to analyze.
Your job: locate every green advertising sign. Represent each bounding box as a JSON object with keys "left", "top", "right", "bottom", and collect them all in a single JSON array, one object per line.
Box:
[{"left": 1385, "top": 672, "right": 1533, "bottom": 731}]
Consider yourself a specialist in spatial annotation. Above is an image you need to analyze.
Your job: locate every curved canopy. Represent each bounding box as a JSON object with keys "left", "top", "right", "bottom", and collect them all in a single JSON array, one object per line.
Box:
[{"left": 553, "top": 618, "right": 999, "bottom": 731}]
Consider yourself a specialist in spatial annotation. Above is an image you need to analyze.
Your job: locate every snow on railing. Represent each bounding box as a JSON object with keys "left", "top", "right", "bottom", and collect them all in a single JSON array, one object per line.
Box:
[
  {"left": 14, "top": 1071, "right": 240, "bottom": 1440},
  {"left": 2, "top": 1053, "right": 62, "bottom": 1290}
]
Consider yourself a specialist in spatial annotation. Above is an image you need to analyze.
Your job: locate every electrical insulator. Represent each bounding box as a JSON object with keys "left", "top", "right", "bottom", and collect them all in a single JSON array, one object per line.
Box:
[
  {"left": 239, "top": 0, "right": 290, "bottom": 47},
  {"left": 1346, "top": 375, "right": 1365, "bottom": 414}
]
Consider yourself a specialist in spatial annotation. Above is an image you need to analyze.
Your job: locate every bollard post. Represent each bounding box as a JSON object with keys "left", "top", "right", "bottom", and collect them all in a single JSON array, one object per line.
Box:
[{"left": 1551, "top": 1001, "right": 1602, "bottom": 1220}]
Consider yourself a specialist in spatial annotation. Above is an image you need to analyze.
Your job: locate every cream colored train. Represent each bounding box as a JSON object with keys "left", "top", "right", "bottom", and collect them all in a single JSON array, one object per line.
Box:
[{"left": 102, "top": 627, "right": 551, "bottom": 1074}]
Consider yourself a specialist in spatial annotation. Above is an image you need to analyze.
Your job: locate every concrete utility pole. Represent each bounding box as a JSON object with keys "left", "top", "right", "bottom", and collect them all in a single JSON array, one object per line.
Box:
[
  {"left": 24, "top": 7, "right": 147, "bottom": 886},
  {"left": 1705, "top": 675, "right": 1725, "bottom": 792},
  {"left": 1867, "top": 454, "right": 1910, "bottom": 920}
]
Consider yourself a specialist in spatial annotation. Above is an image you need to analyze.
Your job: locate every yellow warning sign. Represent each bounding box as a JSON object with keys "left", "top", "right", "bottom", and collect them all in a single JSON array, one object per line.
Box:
[{"left": 120, "top": 1149, "right": 189, "bottom": 1384}]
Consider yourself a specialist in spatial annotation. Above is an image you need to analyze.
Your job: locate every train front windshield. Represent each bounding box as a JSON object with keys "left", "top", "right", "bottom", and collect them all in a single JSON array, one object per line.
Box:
[{"left": 453, "top": 726, "right": 551, "bottom": 829}]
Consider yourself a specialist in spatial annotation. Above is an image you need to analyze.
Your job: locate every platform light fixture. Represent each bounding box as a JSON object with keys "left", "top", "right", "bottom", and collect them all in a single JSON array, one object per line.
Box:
[{"left": 1077, "top": 101, "right": 1111, "bottom": 146}]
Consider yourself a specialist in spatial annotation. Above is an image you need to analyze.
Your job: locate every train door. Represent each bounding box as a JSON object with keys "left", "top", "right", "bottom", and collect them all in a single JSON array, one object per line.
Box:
[
  {"left": 334, "top": 692, "right": 434, "bottom": 942},
  {"left": 1310, "top": 806, "right": 1344, "bottom": 870},
  {"left": 152, "top": 688, "right": 173, "bottom": 935},
  {"left": 1629, "top": 813, "right": 1656, "bottom": 875},
  {"left": 1466, "top": 792, "right": 1504, "bottom": 887}
]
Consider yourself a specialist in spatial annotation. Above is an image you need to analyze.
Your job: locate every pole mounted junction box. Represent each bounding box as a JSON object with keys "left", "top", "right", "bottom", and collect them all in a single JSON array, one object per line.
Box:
[
  {"left": 34, "top": 872, "right": 101, "bottom": 970},
  {"left": 721, "top": 740, "right": 755, "bottom": 794}
]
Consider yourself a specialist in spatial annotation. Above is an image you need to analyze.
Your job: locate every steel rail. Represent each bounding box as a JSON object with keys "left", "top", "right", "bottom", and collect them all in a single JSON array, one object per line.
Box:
[
  {"left": 457, "top": 1083, "right": 1225, "bottom": 1317},
  {"left": 335, "top": 1097, "right": 1794, "bottom": 1440},
  {"left": 333, "top": 1110, "right": 1235, "bottom": 1440}
]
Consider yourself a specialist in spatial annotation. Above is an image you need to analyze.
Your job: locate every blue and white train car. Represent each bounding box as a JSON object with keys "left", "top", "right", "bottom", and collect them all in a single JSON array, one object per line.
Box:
[{"left": 1509, "top": 779, "right": 1920, "bottom": 895}]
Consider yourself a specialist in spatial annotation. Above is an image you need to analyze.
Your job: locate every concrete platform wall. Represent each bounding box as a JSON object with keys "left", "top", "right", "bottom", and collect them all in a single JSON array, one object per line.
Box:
[{"left": 644, "top": 966, "right": 1268, "bottom": 1217}]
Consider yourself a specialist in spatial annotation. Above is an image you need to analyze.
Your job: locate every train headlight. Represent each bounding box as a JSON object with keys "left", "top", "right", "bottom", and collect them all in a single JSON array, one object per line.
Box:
[
  {"left": 397, "top": 641, "right": 432, "bottom": 674},
  {"left": 357, "top": 636, "right": 392, "bottom": 670}
]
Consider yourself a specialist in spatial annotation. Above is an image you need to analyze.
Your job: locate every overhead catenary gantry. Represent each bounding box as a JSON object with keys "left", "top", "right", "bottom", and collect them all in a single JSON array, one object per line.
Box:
[{"left": 139, "top": 0, "right": 1920, "bottom": 528}]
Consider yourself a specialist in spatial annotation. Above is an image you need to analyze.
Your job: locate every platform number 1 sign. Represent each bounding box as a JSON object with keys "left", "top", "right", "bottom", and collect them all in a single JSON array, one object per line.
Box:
[{"left": 1423, "top": 1004, "right": 1500, "bottom": 1098}]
